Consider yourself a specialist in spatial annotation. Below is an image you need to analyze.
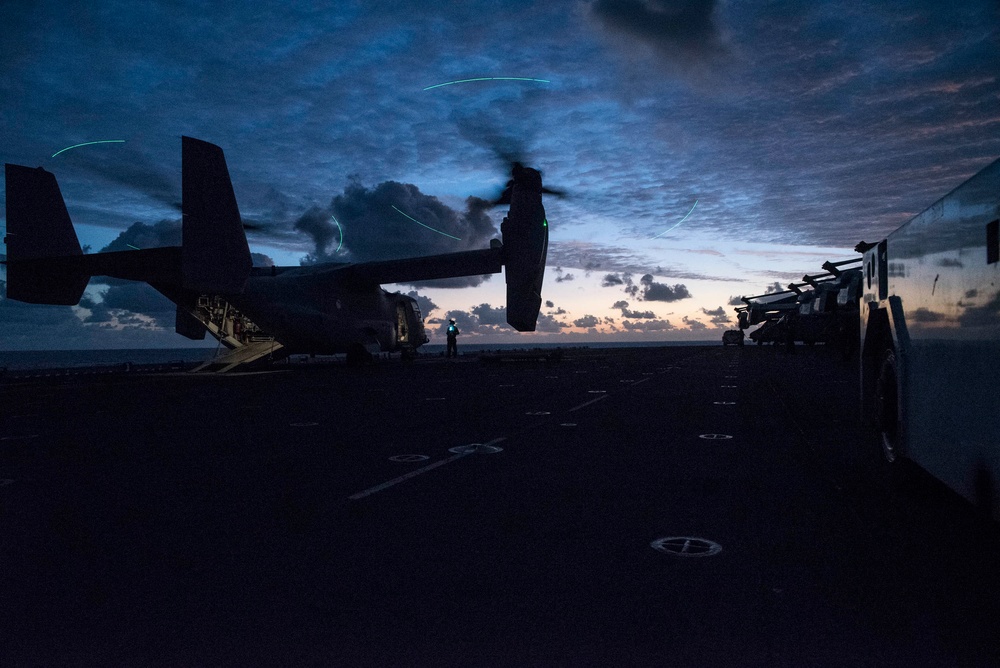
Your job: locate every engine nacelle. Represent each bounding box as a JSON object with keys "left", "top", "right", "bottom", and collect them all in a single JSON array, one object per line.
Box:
[{"left": 502, "top": 166, "right": 549, "bottom": 331}]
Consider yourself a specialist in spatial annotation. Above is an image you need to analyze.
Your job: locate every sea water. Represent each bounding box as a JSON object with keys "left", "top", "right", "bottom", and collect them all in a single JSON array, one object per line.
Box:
[{"left": 0, "top": 341, "right": 718, "bottom": 371}]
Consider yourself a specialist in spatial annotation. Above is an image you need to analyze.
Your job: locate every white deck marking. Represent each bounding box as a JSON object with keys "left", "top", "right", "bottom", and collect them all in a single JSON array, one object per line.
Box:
[
  {"left": 567, "top": 394, "right": 610, "bottom": 412},
  {"left": 349, "top": 437, "right": 506, "bottom": 500},
  {"left": 651, "top": 536, "right": 722, "bottom": 557}
]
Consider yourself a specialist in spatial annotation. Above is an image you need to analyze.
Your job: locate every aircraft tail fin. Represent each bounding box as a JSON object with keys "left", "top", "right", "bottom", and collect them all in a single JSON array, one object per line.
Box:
[
  {"left": 3, "top": 163, "right": 89, "bottom": 304},
  {"left": 181, "top": 136, "right": 252, "bottom": 294}
]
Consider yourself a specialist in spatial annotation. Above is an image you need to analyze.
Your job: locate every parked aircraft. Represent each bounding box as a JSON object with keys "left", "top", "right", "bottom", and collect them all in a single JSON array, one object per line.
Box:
[{"left": 3, "top": 137, "right": 550, "bottom": 368}]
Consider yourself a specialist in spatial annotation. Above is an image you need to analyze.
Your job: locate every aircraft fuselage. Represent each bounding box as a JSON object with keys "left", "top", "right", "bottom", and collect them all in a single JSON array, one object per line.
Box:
[{"left": 221, "top": 265, "right": 427, "bottom": 354}]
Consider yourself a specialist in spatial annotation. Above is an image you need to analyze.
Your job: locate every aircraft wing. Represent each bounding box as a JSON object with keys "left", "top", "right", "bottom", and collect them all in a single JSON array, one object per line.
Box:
[{"left": 335, "top": 246, "right": 503, "bottom": 286}]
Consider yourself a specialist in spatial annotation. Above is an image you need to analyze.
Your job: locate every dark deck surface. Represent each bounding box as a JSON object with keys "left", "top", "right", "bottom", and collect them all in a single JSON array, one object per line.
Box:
[{"left": 2, "top": 345, "right": 998, "bottom": 666}]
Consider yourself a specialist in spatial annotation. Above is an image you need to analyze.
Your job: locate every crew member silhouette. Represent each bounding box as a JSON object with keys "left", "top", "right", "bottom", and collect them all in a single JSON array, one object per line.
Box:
[{"left": 446, "top": 318, "right": 460, "bottom": 358}]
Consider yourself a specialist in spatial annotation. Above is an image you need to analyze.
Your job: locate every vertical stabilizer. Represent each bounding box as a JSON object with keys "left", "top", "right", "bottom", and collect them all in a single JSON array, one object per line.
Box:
[
  {"left": 3, "top": 164, "right": 88, "bottom": 304},
  {"left": 181, "top": 136, "right": 252, "bottom": 294}
]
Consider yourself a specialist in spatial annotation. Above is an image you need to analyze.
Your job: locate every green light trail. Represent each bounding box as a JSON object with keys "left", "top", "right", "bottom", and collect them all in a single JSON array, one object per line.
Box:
[
  {"left": 650, "top": 199, "right": 698, "bottom": 239},
  {"left": 423, "top": 77, "right": 550, "bottom": 91},
  {"left": 391, "top": 205, "right": 462, "bottom": 241},
  {"left": 331, "top": 215, "right": 344, "bottom": 253},
  {"left": 52, "top": 139, "right": 126, "bottom": 158}
]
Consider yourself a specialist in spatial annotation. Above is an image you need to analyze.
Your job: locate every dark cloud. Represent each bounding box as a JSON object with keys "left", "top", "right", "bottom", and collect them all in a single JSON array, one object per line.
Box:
[
  {"left": 99, "top": 220, "right": 181, "bottom": 253},
  {"left": 536, "top": 312, "right": 569, "bottom": 332},
  {"left": 682, "top": 315, "right": 707, "bottom": 330},
  {"left": 289, "top": 180, "right": 500, "bottom": 286},
  {"left": 404, "top": 290, "right": 438, "bottom": 317},
  {"left": 470, "top": 303, "right": 509, "bottom": 327},
  {"left": 764, "top": 282, "right": 786, "bottom": 295},
  {"left": 251, "top": 252, "right": 275, "bottom": 267},
  {"left": 590, "top": 0, "right": 725, "bottom": 64},
  {"left": 548, "top": 244, "right": 740, "bottom": 283},
  {"left": 573, "top": 314, "right": 601, "bottom": 328},
  {"left": 295, "top": 206, "right": 343, "bottom": 266},
  {"left": 555, "top": 272, "right": 576, "bottom": 283},
  {"left": 87, "top": 284, "right": 175, "bottom": 329},
  {"left": 701, "top": 306, "right": 730, "bottom": 325},
  {"left": 613, "top": 299, "right": 657, "bottom": 318},
  {"left": 727, "top": 295, "right": 744, "bottom": 306},
  {"left": 332, "top": 180, "right": 497, "bottom": 259},
  {"left": 602, "top": 273, "right": 625, "bottom": 287},
  {"left": 545, "top": 300, "right": 555, "bottom": 308},
  {"left": 639, "top": 274, "right": 691, "bottom": 302},
  {"left": 0, "top": 278, "right": 188, "bottom": 350},
  {"left": 622, "top": 318, "right": 675, "bottom": 331},
  {"left": 438, "top": 303, "right": 513, "bottom": 337},
  {"left": 290, "top": 180, "right": 500, "bottom": 287}
]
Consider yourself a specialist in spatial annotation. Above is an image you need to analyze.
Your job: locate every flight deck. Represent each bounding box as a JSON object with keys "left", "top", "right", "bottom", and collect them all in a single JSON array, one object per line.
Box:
[{"left": 1, "top": 346, "right": 998, "bottom": 666}]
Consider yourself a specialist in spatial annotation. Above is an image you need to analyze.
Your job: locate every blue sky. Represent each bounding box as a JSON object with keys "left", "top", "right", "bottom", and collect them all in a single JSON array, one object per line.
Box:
[{"left": 2, "top": 0, "right": 999, "bottom": 349}]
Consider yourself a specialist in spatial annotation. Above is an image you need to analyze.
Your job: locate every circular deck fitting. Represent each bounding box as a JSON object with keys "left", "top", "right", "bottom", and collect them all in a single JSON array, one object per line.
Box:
[
  {"left": 560, "top": 423, "right": 577, "bottom": 427},
  {"left": 651, "top": 537, "right": 722, "bottom": 557},
  {"left": 721, "top": 385, "right": 738, "bottom": 388},
  {"left": 525, "top": 411, "right": 551, "bottom": 416},
  {"left": 713, "top": 401, "right": 736, "bottom": 405},
  {"left": 699, "top": 433, "right": 733, "bottom": 440},
  {"left": 389, "top": 454, "right": 430, "bottom": 462},
  {"left": 449, "top": 443, "right": 503, "bottom": 455},
  {"left": 587, "top": 390, "right": 607, "bottom": 394},
  {"left": 289, "top": 422, "right": 319, "bottom": 427},
  {"left": 620, "top": 379, "right": 634, "bottom": 383}
]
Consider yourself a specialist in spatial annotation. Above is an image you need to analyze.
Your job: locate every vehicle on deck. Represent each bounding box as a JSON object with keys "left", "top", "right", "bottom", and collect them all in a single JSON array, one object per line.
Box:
[{"left": 859, "top": 156, "right": 1000, "bottom": 519}]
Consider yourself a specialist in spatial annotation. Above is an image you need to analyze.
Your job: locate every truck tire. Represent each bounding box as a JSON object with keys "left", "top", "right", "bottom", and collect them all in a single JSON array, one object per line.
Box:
[{"left": 875, "top": 348, "right": 902, "bottom": 464}]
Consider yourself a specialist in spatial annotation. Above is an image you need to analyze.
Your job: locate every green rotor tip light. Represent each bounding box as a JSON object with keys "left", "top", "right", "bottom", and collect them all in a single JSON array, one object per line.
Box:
[
  {"left": 52, "top": 139, "right": 126, "bottom": 158},
  {"left": 423, "top": 77, "right": 550, "bottom": 91}
]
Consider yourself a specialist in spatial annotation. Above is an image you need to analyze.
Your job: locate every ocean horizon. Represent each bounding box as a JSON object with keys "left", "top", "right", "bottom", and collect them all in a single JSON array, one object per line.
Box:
[{"left": 0, "top": 340, "right": 720, "bottom": 371}]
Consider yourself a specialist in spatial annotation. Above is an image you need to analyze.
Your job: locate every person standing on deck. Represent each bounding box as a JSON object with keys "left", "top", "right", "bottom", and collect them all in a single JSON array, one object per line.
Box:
[{"left": 446, "top": 318, "right": 460, "bottom": 358}]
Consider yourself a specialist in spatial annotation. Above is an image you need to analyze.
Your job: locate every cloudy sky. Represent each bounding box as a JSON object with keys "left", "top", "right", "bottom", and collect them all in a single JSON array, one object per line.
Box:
[{"left": 2, "top": 0, "right": 999, "bottom": 349}]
